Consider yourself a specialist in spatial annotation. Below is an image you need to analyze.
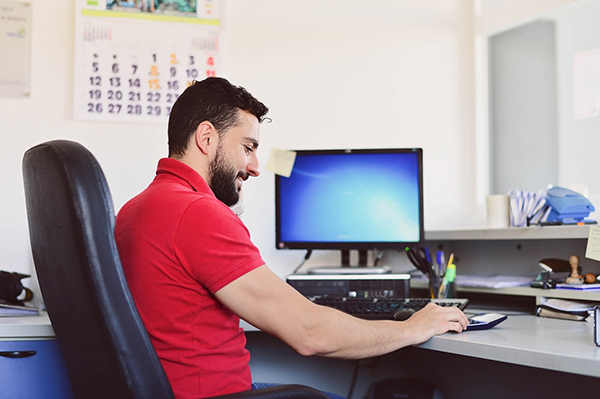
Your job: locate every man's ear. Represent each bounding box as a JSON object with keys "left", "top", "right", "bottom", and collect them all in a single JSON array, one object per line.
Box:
[{"left": 194, "top": 121, "right": 216, "bottom": 155}]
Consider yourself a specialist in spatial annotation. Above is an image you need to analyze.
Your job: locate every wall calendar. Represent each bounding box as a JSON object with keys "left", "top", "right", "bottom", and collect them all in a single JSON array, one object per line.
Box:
[{"left": 73, "top": 0, "right": 222, "bottom": 124}]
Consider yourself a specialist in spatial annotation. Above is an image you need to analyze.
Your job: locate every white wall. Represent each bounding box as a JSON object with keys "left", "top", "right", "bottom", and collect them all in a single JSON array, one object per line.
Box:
[
  {"left": 554, "top": 1, "right": 600, "bottom": 213},
  {"left": 0, "top": 0, "right": 475, "bottom": 300},
  {"left": 488, "top": 20, "right": 558, "bottom": 195},
  {"left": 475, "top": 0, "right": 600, "bottom": 221}
]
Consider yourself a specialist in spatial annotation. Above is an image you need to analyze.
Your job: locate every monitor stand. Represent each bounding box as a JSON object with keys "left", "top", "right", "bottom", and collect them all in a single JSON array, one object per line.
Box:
[{"left": 307, "top": 250, "right": 392, "bottom": 275}]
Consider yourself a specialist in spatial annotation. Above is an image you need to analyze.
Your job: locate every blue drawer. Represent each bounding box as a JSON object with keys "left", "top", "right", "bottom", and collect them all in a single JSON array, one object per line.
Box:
[{"left": 0, "top": 340, "right": 73, "bottom": 398}]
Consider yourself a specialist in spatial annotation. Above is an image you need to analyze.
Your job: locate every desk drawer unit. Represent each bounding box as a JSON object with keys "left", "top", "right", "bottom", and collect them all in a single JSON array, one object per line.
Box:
[{"left": 0, "top": 339, "right": 73, "bottom": 398}]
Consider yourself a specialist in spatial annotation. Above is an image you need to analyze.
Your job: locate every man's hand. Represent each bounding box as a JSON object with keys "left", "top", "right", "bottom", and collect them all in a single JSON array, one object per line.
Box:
[
  {"left": 401, "top": 302, "right": 469, "bottom": 346},
  {"left": 216, "top": 266, "right": 469, "bottom": 359}
]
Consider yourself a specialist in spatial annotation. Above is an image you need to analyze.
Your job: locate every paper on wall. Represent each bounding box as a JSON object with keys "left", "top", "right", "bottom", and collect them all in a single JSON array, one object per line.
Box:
[
  {"left": 266, "top": 148, "right": 296, "bottom": 177},
  {"left": 0, "top": 1, "right": 32, "bottom": 97},
  {"left": 585, "top": 225, "right": 600, "bottom": 262}
]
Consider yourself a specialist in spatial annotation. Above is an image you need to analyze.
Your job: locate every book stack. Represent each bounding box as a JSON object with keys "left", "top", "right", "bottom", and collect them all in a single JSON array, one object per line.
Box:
[
  {"left": 555, "top": 282, "right": 600, "bottom": 291},
  {"left": 535, "top": 298, "right": 595, "bottom": 321},
  {"left": 508, "top": 188, "right": 550, "bottom": 227}
]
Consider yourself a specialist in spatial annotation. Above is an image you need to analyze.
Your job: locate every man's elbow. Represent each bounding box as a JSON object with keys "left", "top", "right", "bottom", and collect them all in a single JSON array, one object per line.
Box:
[
  {"left": 288, "top": 330, "right": 333, "bottom": 357},
  {"left": 275, "top": 304, "right": 340, "bottom": 357},
  {"left": 293, "top": 342, "right": 321, "bottom": 357}
]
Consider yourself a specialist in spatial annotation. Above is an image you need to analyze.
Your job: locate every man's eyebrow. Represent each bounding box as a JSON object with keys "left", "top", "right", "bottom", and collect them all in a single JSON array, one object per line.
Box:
[{"left": 245, "top": 138, "right": 259, "bottom": 149}]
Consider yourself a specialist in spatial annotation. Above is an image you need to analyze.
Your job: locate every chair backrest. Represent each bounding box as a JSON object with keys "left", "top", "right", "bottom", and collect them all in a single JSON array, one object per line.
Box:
[{"left": 22, "top": 140, "right": 174, "bottom": 399}]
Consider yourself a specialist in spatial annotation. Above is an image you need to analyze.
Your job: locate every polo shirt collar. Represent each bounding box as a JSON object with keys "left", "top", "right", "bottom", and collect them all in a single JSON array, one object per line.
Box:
[{"left": 156, "top": 158, "right": 211, "bottom": 194}]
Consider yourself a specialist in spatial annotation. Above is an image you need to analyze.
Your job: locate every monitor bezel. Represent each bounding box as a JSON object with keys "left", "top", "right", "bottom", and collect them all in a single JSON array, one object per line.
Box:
[{"left": 274, "top": 148, "right": 424, "bottom": 251}]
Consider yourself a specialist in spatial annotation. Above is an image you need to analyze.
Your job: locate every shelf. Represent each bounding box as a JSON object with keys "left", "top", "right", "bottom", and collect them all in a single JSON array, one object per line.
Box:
[
  {"left": 425, "top": 225, "right": 591, "bottom": 241},
  {"left": 457, "top": 285, "right": 600, "bottom": 301},
  {"left": 411, "top": 279, "right": 600, "bottom": 302}
]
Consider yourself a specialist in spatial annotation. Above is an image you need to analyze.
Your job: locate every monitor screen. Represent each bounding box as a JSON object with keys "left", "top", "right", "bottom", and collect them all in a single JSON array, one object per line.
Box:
[{"left": 275, "top": 148, "right": 424, "bottom": 251}]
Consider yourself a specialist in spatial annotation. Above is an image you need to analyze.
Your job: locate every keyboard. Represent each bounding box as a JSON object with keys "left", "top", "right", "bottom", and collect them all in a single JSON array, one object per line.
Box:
[{"left": 308, "top": 296, "right": 469, "bottom": 320}]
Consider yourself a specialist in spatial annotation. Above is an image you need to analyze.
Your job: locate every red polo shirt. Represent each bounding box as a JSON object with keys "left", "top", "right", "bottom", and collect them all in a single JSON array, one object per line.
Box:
[{"left": 115, "top": 158, "right": 265, "bottom": 399}]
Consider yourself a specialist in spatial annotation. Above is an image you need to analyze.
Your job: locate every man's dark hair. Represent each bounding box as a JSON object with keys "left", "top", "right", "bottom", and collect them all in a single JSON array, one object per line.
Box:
[{"left": 168, "top": 77, "right": 269, "bottom": 157}]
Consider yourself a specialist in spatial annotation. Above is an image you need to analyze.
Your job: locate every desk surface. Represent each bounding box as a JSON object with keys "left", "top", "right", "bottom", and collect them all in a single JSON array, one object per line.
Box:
[
  {"left": 419, "top": 314, "right": 600, "bottom": 378},
  {"left": 0, "top": 313, "right": 55, "bottom": 339},
  {"left": 4, "top": 313, "right": 599, "bottom": 378}
]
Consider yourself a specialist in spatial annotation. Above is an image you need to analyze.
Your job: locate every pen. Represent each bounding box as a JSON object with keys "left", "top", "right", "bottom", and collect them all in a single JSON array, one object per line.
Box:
[
  {"left": 446, "top": 253, "right": 454, "bottom": 275},
  {"left": 424, "top": 247, "right": 432, "bottom": 266},
  {"left": 442, "top": 253, "right": 455, "bottom": 296},
  {"left": 424, "top": 247, "right": 437, "bottom": 297},
  {"left": 438, "top": 270, "right": 446, "bottom": 298}
]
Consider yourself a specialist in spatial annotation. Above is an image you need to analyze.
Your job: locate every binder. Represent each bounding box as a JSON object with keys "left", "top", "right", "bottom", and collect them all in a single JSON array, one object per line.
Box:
[
  {"left": 535, "top": 298, "right": 593, "bottom": 321},
  {"left": 535, "top": 307, "right": 588, "bottom": 321}
]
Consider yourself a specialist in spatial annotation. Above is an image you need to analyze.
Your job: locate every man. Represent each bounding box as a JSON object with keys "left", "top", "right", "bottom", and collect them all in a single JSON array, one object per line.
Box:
[{"left": 115, "top": 77, "right": 468, "bottom": 399}]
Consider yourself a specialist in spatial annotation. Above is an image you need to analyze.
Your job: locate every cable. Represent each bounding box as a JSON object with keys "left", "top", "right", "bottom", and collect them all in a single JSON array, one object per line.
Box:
[
  {"left": 373, "top": 249, "right": 384, "bottom": 266},
  {"left": 346, "top": 359, "right": 361, "bottom": 399},
  {"left": 290, "top": 249, "right": 313, "bottom": 274}
]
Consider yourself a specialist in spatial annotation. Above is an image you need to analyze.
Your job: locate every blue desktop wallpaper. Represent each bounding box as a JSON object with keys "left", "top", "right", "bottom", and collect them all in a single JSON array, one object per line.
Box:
[{"left": 278, "top": 152, "right": 421, "bottom": 244}]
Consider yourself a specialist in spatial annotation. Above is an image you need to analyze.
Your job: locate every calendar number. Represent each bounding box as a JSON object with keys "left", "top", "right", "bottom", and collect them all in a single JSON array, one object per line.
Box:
[
  {"left": 79, "top": 51, "right": 218, "bottom": 122},
  {"left": 87, "top": 103, "right": 103, "bottom": 113}
]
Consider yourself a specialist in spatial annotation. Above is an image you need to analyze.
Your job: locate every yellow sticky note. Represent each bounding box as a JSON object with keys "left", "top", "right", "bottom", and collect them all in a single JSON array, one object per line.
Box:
[
  {"left": 266, "top": 148, "right": 296, "bottom": 177},
  {"left": 585, "top": 225, "right": 600, "bottom": 262}
]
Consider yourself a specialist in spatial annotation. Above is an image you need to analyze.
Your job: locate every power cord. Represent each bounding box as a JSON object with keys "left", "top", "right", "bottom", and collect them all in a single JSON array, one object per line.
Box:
[
  {"left": 373, "top": 249, "right": 384, "bottom": 266},
  {"left": 291, "top": 249, "right": 313, "bottom": 274},
  {"left": 346, "top": 359, "right": 361, "bottom": 399}
]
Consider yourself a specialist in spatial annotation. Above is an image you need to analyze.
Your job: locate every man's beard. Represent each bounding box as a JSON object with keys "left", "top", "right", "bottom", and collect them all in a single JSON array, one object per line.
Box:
[{"left": 208, "top": 146, "right": 247, "bottom": 207}]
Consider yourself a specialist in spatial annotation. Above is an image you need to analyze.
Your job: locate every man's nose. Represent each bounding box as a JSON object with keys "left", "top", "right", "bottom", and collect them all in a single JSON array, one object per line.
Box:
[{"left": 247, "top": 153, "right": 260, "bottom": 177}]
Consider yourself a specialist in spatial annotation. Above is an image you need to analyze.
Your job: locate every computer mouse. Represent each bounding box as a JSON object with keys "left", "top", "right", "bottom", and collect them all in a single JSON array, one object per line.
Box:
[{"left": 393, "top": 308, "right": 416, "bottom": 321}]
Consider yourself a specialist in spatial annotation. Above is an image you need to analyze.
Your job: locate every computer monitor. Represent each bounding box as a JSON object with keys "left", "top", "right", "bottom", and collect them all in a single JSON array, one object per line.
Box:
[{"left": 275, "top": 148, "right": 424, "bottom": 269}]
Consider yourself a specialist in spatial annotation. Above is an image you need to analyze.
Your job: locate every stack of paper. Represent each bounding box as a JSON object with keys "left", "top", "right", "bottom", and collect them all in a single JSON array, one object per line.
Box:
[
  {"left": 508, "top": 187, "right": 550, "bottom": 227},
  {"left": 0, "top": 301, "right": 39, "bottom": 317},
  {"left": 455, "top": 275, "right": 533, "bottom": 289}
]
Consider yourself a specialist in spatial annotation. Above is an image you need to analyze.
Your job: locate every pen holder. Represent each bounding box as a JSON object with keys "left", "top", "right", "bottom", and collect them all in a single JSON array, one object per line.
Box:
[
  {"left": 442, "top": 280, "right": 457, "bottom": 299},
  {"left": 435, "top": 264, "right": 457, "bottom": 299},
  {"left": 432, "top": 280, "right": 456, "bottom": 299}
]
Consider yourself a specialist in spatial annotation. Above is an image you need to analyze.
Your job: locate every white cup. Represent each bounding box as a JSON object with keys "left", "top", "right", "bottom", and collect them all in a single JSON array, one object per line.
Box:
[{"left": 486, "top": 194, "right": 510, "bottom": 229}]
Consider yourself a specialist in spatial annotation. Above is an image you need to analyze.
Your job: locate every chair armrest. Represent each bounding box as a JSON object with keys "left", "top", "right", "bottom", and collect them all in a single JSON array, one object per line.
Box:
[{"left": 208, "top": 384, "right": 332, "bottom": 399}]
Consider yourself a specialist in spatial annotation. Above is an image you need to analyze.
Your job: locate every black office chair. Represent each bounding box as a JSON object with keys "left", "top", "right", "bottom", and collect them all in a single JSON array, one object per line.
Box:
[{"left": 22, "top": 140, "right": 330, "bottom": 399}]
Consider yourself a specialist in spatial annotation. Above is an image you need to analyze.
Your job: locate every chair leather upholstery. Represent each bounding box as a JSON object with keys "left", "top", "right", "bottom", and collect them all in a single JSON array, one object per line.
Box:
[{"left": 22, "top": 140, "right": 329, "bottom": 399}]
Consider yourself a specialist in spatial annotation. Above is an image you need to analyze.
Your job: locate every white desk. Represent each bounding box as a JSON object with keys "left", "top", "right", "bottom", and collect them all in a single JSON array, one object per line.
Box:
[
  {"left": 247, "top": 313, "right": 600, "bottom": 380},
  {"left": 13, "top": 313, "right": 598, "bottom": 378},
  {"left": 0, "top": 312, "right": 55, "bottom": 339},
  {"left": 6, "top": 312, "right": 600, "bottom": 397},
  {"left": 419, "top": 314, "right": 600, "bottom": 378}
]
